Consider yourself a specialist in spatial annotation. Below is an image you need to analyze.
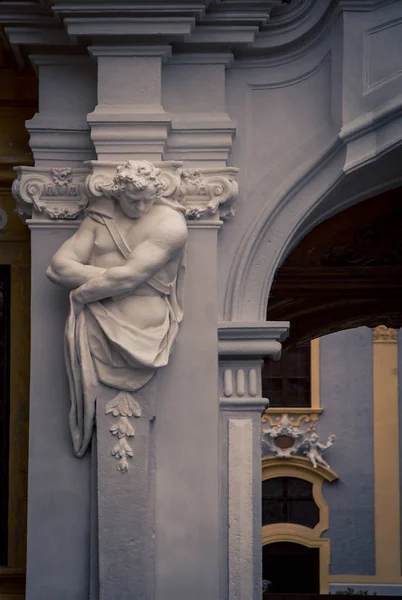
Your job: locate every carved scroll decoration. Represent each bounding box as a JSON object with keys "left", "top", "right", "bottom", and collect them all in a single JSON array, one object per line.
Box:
[
  {"left": 180, "top": 167, "right": 239, "bottom": 221},
  {"left": 12, "top": 166, "right": 89, "bottom": 221}
]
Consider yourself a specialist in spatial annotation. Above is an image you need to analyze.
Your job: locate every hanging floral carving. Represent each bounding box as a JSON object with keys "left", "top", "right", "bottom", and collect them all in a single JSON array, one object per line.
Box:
[{"left": 105, "top": 392, "right": 142, "bottom": 473}]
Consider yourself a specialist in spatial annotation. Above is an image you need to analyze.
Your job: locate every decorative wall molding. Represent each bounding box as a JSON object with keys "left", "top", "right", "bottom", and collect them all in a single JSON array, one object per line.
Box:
[
  {"left": 373, "top": 324, "right": 398, "bottom": 343},
  {"left": 262, "top": 409, "right": 323, "bottom": 427},
  {"left": 220, "top": 360, "right": 267, "bottom": 412},
  {"left": 262, "top": 455, "right": 338, "bottom": 484},
  {"left": 12, "top": 166, "right": 89, "bottom": 221},
  {"left": 218, "top": 321, "right": 289, "bottom": 358},
  {"left": 218, "top": 322, "right": 289, "bottom": 410},
  {"left": 262, "top": 415, "right": 336, "bottom": 469}
]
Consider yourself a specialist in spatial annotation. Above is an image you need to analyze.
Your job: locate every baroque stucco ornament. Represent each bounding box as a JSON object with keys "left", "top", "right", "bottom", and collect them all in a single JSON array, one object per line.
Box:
[
  {"left": 43, "top": 160, "right": 238, "bottom": 471},
  {"left": 12, "top": 166, "right": 89, "bottom": 221},
  {"left": 46, "top": 160, "right": 189, "bottom": 472},
  {"left": 262, "top": 415, "right": 336, "bottom": 469},
  {"left": 180, "top": 167, "right": 238, "bottom": 221}
]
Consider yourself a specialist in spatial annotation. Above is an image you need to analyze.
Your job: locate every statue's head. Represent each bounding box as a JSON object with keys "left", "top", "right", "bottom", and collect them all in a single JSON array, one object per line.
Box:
[
  {"left": 111, "top": 160, "right": 164, "bottom": 218},
  {"left": 309, "top": 433, "right": 318, "bottom": 443}
]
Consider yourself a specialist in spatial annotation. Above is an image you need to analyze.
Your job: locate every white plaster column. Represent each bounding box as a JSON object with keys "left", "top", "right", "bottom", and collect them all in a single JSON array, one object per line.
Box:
[
  {"left": 218, "top": 323, "right": 289, "bottom": 600},
  {"left": 11, "top": 56, "right": 96, "bottom": 600},
  {"left": 88, "top": 46, "right": 172, "bottom": 162},
  {"left": 153, "top": 171, "right": 238, "bottom": 600}
]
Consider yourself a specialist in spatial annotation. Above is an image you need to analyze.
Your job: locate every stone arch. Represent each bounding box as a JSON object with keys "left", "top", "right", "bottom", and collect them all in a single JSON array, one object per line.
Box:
[{"left": 223, "top": 135, "right": 402, "bottom": 322}]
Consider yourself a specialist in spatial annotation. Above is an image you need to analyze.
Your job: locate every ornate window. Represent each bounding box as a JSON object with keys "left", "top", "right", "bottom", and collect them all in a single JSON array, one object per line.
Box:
[
  {"left": 262, "top": 476, "right": 319, "bottom": 528},
  {"left": 262, "top": 342, "right": 311, "bottom": 408}
]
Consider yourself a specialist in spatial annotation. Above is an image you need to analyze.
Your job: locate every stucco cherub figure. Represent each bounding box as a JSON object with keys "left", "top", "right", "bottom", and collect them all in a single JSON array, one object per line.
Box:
[
  {"left": 47, "top": 161, "right": 187, "bottom": 465},
  {"left": 303, "top": 432, "right": 336, "bottom": 469}
]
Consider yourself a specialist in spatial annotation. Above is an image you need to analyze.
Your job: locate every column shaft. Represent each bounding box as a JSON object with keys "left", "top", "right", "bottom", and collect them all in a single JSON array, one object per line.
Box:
[
  {"left": 155, "top": 223, "right": 221, "bottom": 600},
  {"left": 26, "top": 224, "right": 91, "bottom": 600}
]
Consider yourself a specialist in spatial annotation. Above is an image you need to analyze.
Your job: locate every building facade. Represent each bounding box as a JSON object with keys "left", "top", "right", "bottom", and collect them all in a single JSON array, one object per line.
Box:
[{"left": 1, "top": 1, "right": 402, "bottom": 598}]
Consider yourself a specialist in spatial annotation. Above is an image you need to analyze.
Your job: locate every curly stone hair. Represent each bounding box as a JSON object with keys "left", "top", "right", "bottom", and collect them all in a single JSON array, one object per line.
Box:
[{"left": 111, "top": 160, "right": 164, "bottom": 199}]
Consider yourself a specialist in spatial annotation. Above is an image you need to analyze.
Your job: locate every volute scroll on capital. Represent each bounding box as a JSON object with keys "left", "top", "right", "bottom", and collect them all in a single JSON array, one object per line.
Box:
[{"left": 12, "top": 166, "right": 89, "bottom": 221}]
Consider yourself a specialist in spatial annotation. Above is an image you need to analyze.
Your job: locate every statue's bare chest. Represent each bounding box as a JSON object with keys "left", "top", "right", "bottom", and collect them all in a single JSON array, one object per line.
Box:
[{"left": 91, "top": 218, "right": 151, "bottom": 266}]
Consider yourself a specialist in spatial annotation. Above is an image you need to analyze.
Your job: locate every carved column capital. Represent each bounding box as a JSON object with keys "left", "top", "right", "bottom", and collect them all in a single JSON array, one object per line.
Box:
[
  {"left": 218, "top": 321, "right": 289, "bottom": 411},
  {"left": 373, "top": 325, "right": 398, "bottom": 343},
  {"left": 12, "top": 160, "right": 240, "bottom": 228},
  {"left": 84, "top": 160, "right": 239, "bottom": 226},
  {"left": 180, "top": 166, "right": 239, "bottom": 224},
  {"left": 84, "top": 159, "right": 184, "bottom": 204},
  {"left": 12, "top": 166, "right": 90, "bottom": 222}
]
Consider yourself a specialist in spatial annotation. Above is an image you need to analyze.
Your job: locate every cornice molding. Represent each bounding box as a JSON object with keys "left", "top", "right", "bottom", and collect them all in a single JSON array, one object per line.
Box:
[
  {"left": 262, "top": 455, "right": 339, "bottom": 483},
  {"left": 2, "top": 0, "right": 399, "bottom": 66},
  {"left": 0, "top": 0, "right": 290, "bottom": 64},
  {"left": 218, "top": 321, "right": 289, "bottom": 358}
]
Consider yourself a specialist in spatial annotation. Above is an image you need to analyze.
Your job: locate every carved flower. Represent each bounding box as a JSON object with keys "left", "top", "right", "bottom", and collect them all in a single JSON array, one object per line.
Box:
[{"left": 52, "top": 167, "right": 72, "bottom": 186}]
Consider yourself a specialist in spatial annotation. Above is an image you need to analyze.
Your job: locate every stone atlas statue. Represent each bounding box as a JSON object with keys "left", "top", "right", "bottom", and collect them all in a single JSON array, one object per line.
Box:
[{"left": 47, "top": 160, "right": 188, "bottom": 470}]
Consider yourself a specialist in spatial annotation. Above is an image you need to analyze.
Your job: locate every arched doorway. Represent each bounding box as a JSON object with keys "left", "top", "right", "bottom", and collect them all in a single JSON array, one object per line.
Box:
[
  {"left": 266, "top": 186, "right": 402, "bottom": 344},
  {"left": 263, "top": 541, "right": 320, "bottom": 594},
  {"left": 260, "top": 187, "right": 402, "bottom": 595}
]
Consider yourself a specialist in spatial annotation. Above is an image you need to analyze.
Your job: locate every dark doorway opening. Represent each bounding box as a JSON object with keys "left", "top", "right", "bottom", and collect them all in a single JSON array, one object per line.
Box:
[{"left": 263, "top": 542, "right": 319, "bottom": 595}]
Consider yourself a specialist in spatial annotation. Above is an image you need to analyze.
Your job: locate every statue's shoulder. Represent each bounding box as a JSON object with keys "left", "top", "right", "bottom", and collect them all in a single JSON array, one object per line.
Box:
[{"left": 150, "top": 205, "right": 188, "bottom": 246}]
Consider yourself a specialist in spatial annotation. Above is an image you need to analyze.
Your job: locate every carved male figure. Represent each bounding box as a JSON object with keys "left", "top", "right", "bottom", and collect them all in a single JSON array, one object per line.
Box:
[{"left": 47, "top": 161, "right": 187, "bottom": 460}]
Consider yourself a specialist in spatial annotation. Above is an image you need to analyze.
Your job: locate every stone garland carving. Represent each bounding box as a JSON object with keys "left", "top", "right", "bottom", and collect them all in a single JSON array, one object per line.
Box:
[
  {"left": 262, "top": 415, "right": 336, "bottom": 469},
  {"left": 105, "top": 392, "right": 142, "bottom": 473},
  {"left": 12, "top": 166, "right": 89, "bottom": 221},
  {"left": 38, "top": 159, "right": 238, "bottom": 472}
]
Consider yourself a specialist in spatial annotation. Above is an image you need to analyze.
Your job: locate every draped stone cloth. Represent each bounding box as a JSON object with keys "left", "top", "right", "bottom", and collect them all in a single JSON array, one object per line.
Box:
[{"left": 64, "top": 198, "right": 186, "bottom": 457}]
